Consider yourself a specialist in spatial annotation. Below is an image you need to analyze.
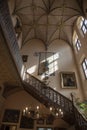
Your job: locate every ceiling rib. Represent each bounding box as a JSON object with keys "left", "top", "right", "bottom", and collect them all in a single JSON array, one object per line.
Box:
[
  {"left": 59, "top": 0, "right": 65, "bottom": 40},
  {"left": 50, "top": 0, "right": 55, "bottom": 8},
  {"left": 64, "top": 14, "right": 80, "bottom": 23},
  {"left": 50, "top": 6, "right": 82, "bottom": 14},
  {"left": 42, "top": 0, "right": 48, "bottom": 11},
  {"left": 76, "top": 0, "right": 84, "bottom": 16},
  {"left": 13, "top": 0, "right": 84, "bottom": 47},
  {"left": 32, "top": 0, "right": 37, "bottom": 38},
  {"left": 14, "top": 5, "right": 46, "bottom": 14}
]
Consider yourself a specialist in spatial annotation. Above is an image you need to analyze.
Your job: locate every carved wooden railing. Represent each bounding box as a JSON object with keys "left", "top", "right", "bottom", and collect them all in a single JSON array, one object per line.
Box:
[
  {"left": 74, "top": 107, "right": 87, "bottom": 130},
  {"left": 0, "top": 0, "right": 23, "bottom": 77},
  {"left": 23, "top": 72, "right": 87, "bottom": 129},
  {"left": 24, "top": 72, "right": 74, "bottom": 124}
]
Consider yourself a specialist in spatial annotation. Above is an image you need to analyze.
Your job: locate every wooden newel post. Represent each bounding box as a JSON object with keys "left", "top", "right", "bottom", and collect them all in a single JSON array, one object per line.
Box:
[
  {"left": 70, "top": 93, "right": 78, "bottom": 130},
  {"left": 70, "top": 93, "right": 74, "bottom": 103}
]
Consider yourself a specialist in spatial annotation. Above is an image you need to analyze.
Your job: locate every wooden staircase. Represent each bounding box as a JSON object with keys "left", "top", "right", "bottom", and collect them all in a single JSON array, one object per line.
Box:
[
  {"left": 23, "top": 72, "right": 87, "bottom": 129},
  {"left": 0, "top": 1, "right": 86, "bottom": 129}
]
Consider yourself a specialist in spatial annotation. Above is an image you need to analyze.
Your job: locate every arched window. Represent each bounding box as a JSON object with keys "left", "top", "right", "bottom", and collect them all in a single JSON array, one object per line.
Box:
[
  {"left": 77, "top": 16, "right": 87, "bottom": 35},
  {"left": 73, "top": 31, "right": 81, "bottom": 51},
  {"left": 82, "top": 58, "right": 87, "bottom": 79}
]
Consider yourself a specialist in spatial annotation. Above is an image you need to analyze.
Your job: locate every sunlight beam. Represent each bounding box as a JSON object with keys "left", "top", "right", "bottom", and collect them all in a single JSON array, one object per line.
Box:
[{"left": 27, "top": 65, "right": 36, "bottom": 74}]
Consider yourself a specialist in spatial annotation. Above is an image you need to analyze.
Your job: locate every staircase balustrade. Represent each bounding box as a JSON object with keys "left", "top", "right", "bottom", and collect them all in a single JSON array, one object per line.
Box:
[
  {"left": 25, "top": 72, "right": 72, "bottom": 112},
  {"left": 74, "top": 107, "right": 87, "bottom": 130},
  {"left": 24, "top": 72, "right": 87, "bottom": 129},
  {"left": 0, "top": 0, "right": 23, "bottom": 77}
]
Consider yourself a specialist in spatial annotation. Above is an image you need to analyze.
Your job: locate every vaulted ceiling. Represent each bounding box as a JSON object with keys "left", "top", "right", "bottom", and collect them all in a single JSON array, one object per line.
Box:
[
  {"left": 12, "top": 0, "right": 85, "bottom": 49},
  {"left": 0, "top": 0, "right": 85, "bottom": 97}
]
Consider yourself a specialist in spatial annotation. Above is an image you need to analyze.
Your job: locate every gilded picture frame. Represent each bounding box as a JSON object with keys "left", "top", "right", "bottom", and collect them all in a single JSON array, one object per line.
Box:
[{"left": 61, "top": 72, "right": 77, "bottom": 88}]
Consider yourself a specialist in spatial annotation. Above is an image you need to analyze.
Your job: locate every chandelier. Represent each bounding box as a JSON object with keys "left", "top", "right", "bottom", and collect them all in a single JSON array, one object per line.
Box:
[{"left": 22, "top": 105, "right": 63, "bottom": 120}]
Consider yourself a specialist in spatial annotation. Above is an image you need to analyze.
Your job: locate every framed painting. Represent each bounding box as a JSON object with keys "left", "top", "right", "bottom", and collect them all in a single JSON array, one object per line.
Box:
[
  {"left": 46, "top": 118, "right": 53, "bottom": 125},
  {"left": 20, "top": 116, "right": 34, "bottom": 129},
  {"left": 2, "top": 109, "right": 20, "bottom": 123},
  {"left": 46, "top": 114, "right": 54, "bottom": 125},
  {"left": 1, "top": 125, "right": 17, "bottom": 130},
  {"left": 61, "top": 72, "right": 77, "bottom": 88}
]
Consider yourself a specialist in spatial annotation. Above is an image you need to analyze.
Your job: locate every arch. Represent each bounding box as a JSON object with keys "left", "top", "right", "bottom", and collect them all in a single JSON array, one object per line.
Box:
[{"left": 21, "top": 38, "right": 46, "bottom": 49}]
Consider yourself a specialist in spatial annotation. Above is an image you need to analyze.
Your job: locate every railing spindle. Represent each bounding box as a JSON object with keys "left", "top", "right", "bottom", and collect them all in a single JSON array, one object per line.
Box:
[{"left": 24, "top": 72, "right": 87, "bottom": 129}]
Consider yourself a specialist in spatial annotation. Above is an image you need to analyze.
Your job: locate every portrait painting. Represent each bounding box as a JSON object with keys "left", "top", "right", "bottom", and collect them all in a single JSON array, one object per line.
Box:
[{"left": 61, "top": 72, "right": 77, "bottom": 88}]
